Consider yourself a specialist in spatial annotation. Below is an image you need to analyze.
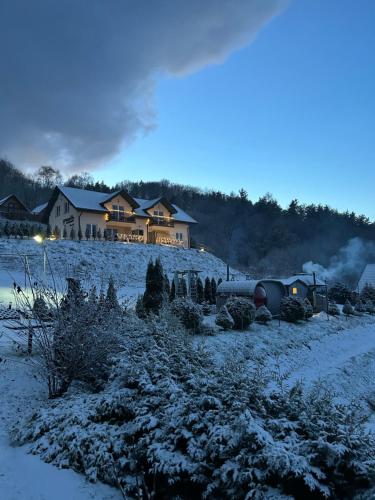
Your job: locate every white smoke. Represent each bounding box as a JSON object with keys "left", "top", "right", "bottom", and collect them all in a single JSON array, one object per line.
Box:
[{"left": 303, "top": 237, "right": 375, "bottom": 285}]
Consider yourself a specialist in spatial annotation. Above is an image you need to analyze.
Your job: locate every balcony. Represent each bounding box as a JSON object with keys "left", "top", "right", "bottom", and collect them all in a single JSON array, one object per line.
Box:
[
  {"left": 149, "top": 216, "right": 174, "bottom": 227},
  {"left": 108, "top": 212, "right": 136, "bottom": 223}
]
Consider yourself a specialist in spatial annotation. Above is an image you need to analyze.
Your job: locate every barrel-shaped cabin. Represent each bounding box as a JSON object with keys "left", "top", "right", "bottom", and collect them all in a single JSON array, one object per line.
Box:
[{"left": 216, "top": 279, "right": 287, "bottom": 316}]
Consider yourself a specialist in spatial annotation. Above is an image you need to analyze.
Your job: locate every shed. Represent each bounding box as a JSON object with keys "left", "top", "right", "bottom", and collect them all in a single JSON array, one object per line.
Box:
[
  {"left": 257, "top": 279, "right": 287, "bottom": 316},
  {"left": 358, "top": 264, "right": 375, "bottom": 293}
]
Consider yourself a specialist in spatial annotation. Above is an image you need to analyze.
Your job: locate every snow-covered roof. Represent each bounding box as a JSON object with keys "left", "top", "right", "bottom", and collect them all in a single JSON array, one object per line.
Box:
[
  {"left": 280, "top": 274, "right": 325, "bottom": 287},
  {"left": 56, "top": 187, "right": 197, "bottom": 223},
  {"left": 32, "top": 202, "right": 48, "bottom": 214},
  {"left": 217, "top": 280, "right": 260, "bottom": 296},
  {"left": 0, "top": 195, "right": 12, "bottom": 205},
  {"left": 358, "top": 264, "right": 375, "bottom": 292}
]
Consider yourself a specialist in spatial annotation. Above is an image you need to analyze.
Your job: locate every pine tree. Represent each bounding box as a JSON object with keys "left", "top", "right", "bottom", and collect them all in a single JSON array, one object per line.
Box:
[
  {"left": 211, "top": 278, "right": 217, "bottom": 304},
  {"left": 54, "top": 225, "right": 61, "bottom": 239},
  {"left": 46, "top": 224, "right": 52, "bottom": 239},
  {"left": 70, "top": 227, "right": 75, "bottom": 240},
  {"left": 97, "top": 228, "right": 102, "bottom": 241},
  {"left": 169, "top": 280, "right": 176, "bottom": 302},
  {"left": 78, "top": 226, "right": 83, "bottom": 241},
  {"left": 4, "top": 221, "right": 10, "bottom": 238},
  {"left": 204, "top": 277, "right": 212, "bottom": 303},
  {"left": 164, "top": 274, "right": 170, "bottom": 298},
  {"left": 342, "top": 299, "right": 354, "bottom": 317},
  {"left": 218, "top": 277, "right": 223, "bottom": 287},
  {"left": 196, "top": 277, "right": 204, "bottom": 304},
  {"left": 143, "top": 258, "right": 165, "bottom": 314},
  {"left": 106, "top": 275, "right": 119, "bottom": 310},
  {"left": 63, "top": 226, "right": 67, "bottom": 239},
  {"left": 92, "top": 225, "right": 97, "bottom": 240},
  {"left": 85, "top": 225, "right": 91, "bottom": 240}
]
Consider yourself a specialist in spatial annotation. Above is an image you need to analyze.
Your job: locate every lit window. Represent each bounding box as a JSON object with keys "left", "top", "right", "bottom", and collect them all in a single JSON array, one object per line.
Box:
[{"left": 292, "top": 287, "right": 298, "bottom": 295}]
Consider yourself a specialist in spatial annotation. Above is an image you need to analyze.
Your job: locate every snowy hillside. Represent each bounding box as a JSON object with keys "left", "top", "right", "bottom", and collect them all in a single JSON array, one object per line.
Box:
[{"left": 0, "top": 239, "right": 243, "bottom": 304}]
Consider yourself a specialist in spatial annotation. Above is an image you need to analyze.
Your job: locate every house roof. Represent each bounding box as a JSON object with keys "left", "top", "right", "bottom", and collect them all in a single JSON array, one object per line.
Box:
[
  {"left": 217, "top": 280, "right": 260, "bottom": 296},
  {"left": 358, "top": 264, "right": 375, "bottom": 291},
  {"left": 0, "top": 194, "right": 29, "bottom": 212},
  {"left": 32, "top": 202, "right": 48, "bottom": 214},
  {"left": 280, "top": 274, "right": 326, "bottom": 287},
  {"left": 47, "top": 186, "right": 198, "bottom": 223}
]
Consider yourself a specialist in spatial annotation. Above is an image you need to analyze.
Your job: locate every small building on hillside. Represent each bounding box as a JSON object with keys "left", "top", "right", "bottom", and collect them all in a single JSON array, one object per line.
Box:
[
  {"left": 0, "top": 194, "right": 30, "bottom": 220},
  {"left": 358, "top": 264, "right": 375, "bottom": 293},
  {"left": 43, "top": 186, "right": 198, "bottom": 248},
  {"left": 216, "top": 273, "right": 327, "bottom": 316}
]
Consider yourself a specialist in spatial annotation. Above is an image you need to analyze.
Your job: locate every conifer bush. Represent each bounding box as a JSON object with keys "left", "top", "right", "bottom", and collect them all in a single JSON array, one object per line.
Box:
[
  {"left": 255, "top": 304, "right": 272, "bottom": 324},
  {"left": 342, "top": 299, "right": 355, "bottom": 316},
  {"left": 280, "top": 296, "right": 306, "bottom": 323},
  {"left": 170, "top": 297, "right": 203, "bottom": 334},
  {"left": 215, "top": 305, "right": 234, "bottom": 330},
  {"left": 225, "top": 297, "right": 255, "bottom": 330},
  {"left": 327, "top": 301, "right": 340, "bottom": 316}
]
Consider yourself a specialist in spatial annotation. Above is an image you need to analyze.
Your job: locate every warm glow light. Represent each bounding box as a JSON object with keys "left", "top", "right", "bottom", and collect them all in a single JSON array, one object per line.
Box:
[
  {"left": 292, "top": 287, "right": 298, "bottom": 295},
  {"left": 104, "top": 213, "right": 110, "bottom": 221},
  {"left": 33, "top": 234, "right": 44, "bottom": 244},
  {"left": 199, "top": 247, "right": 205, "bottom": 252}
]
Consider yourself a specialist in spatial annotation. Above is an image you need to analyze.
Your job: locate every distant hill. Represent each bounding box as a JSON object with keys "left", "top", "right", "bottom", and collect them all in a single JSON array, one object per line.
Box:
[{"left": 1, "top": 159, "right": 375, "bottom": 277}]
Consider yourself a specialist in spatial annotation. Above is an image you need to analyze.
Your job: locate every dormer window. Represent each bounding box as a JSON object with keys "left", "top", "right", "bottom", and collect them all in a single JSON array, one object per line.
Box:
[
  {"left": 111, "top": 204, "right": 125, "bottom": 221},
  {"left": 154, "top": 210, "right": 164, "bottom": 217}
]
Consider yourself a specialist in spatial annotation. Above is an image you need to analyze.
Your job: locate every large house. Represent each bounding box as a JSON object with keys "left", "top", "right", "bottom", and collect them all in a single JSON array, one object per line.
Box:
[{"left": 44, "top": 186, "right": 197, "bottom": 248}]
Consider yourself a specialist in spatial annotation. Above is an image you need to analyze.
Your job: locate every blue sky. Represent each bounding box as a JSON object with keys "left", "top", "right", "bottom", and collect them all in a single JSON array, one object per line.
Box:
[{"left": 94, "top": 0, "right": 375, "bottom": 219}]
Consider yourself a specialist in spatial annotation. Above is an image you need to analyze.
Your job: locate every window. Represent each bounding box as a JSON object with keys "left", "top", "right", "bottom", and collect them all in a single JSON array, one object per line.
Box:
[
  {"left": 154, "top": 210, "right": 164, "bottom": 217},
  {"left": 64, "top": 201, "right": 70, "bottom": 214},
  {"left": 292, "top": 287, "right": 298, "bottom": 295},
  {"left": 132, "top": 229, "right": 144, "bottom": 236},
  {"left": 176, "top": 232, "right": 183, "bottom": 241},
  {"left": 111, "top": 204, "right": 125, "bottom": 221},
  {"left": 56, "top": 205, "right": 61, "bottom": 217}
]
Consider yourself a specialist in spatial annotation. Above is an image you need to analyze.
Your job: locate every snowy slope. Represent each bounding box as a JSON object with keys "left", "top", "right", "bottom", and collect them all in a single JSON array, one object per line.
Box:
[
  {"left": 0, "top": 326, "right": 121, "bottom": 500},
  {"left": 0, "top": 239, "right": 243, "bottom": 304},
  {"left": 203, "top": 312, "right": 375, "bottom": 408}
]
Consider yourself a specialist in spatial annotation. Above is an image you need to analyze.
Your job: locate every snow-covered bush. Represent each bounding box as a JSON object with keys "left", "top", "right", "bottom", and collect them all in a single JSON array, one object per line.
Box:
[
  {"left": 215, "top": 305, "right": 234, "bottom": 330},
  {"left": 255, "top": 305, "right": 272, "bottom": 324},
  {"left": 365, "top": 300, "right": 375, "bottom": 314},
  {"left": 343, "top": 299, "right": 355, "bottom": 316},
  {"left": 328, "top": 282, "right": 352, "bottom": 304},
  {"left": 225, "top": 297, "right": 255, "bottom": 330},
  {"left": 170, "top": 298, "right": 203, "bottom": 334},
  {"left": 327, "top": 301, "right": 340, "bottom": 316},
  {"left": 13, "top": 318, "right": 375, "bottom": 499},
  {"left": 360, "top": 283, "right": 375, "bottom": 303},
  {"left": 355, "top": 300, "right": 366, "bottom": 314},
  {"left": 304, "top": 298, "right": 313, "bottom": 320},
  {"left": 280, "top": 296, "right": 306, "bottom": 323},
  {"left": 202, "top": 301, "right": 213, "bottom": 316}
]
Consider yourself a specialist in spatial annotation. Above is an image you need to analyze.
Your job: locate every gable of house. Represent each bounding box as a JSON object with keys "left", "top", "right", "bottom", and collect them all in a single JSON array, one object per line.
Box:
[
  {"left": 0, "top": 194, "right": 29, "bottom": 213},
  {"left": 358, "top": 264, "right": 375, "bottom": 292}
]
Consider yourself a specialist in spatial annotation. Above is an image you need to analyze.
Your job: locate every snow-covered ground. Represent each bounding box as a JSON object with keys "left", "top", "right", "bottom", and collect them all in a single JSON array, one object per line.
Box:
[
  {"left": 0, "top": 325, "right": 122, "bottom": 500},
  {"left": 203, "top": 312, "right": 375, "bottom": 416},
  {"left": 0, "top": 239, "right": 242, "bottom": 306}
]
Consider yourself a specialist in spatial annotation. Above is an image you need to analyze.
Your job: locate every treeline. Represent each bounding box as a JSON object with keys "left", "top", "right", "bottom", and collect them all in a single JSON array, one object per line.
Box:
[{"left": 1, "top": 159, "right": 375, "bottom": 275}]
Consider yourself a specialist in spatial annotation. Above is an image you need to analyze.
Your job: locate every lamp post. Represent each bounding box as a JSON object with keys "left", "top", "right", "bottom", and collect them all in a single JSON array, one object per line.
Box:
[{"left": 33, "top": 234, "right": 47, "bottom": 278}]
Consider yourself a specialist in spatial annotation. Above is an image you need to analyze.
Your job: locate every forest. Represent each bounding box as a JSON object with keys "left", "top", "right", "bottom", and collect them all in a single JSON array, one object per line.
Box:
[{"left": 1, "top": 158, "right": 374, "bottom": 279}]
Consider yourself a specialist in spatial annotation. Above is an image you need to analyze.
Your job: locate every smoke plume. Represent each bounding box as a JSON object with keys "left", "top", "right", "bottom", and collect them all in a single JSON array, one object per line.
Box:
[{"left": 303, "top": 237, "right": 375, "bottom": 286}]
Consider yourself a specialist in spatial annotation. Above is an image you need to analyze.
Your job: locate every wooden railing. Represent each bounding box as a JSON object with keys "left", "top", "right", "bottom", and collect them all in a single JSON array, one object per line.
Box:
[{"left": 149, "top": 216, "right": 174, "bottom": 227}]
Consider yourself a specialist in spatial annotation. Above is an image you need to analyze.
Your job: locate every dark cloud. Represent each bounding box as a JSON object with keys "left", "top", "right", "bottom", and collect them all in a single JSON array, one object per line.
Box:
[{"left": 0, "top": 0, "right": 284, "bottom": 171}]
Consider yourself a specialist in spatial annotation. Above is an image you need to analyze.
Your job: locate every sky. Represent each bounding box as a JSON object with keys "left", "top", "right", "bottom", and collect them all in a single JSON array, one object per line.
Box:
[{"left": 1, "top": 1, "right": 374, "bottom": 218}]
